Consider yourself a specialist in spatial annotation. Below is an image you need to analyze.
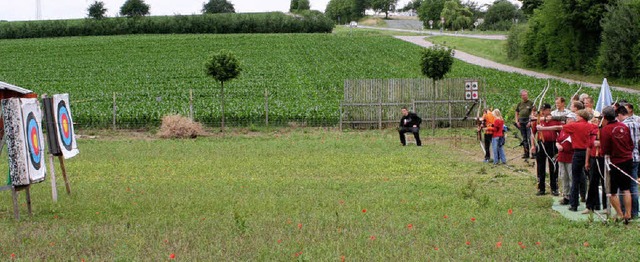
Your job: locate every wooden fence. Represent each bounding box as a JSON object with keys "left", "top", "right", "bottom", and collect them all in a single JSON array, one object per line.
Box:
[{"left": 340, "top": 78, "right": 485, "bottom": 130}]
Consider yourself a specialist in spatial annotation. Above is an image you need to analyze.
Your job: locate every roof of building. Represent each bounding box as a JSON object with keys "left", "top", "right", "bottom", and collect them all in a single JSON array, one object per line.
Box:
[{"left": 0, "top": 81, "right": 33, "bottom": 94}]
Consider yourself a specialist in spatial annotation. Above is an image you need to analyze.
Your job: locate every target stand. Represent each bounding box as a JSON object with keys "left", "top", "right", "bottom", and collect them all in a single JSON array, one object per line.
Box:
[{"left": 0, "top": 137, "right": 33, "bottom": 220}]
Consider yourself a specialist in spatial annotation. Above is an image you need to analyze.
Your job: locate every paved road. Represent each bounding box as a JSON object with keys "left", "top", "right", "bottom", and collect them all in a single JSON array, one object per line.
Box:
[
  {"left": 357, "top": 25, "right": 507, "bottom": 40},
  {"left": 393, "top": 35, "right": 639, "bottom": 94}
]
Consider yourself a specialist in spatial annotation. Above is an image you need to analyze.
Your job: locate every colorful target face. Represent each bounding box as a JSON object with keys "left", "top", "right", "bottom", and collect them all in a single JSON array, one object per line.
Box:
[
  {"left": 57, "top": 100, "right": 73, "bottom": 151},
  {"left": 26, "top": 112, "right": 43, "bottom": 170}
]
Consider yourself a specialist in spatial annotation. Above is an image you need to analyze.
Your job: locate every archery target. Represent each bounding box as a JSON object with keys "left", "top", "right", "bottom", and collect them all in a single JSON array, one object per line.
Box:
[
  {"left": 53, "top": 94, "right": 78, "bottom": 159},
  {"left": 465, "top": 91, "right": 472, "bottom": 100},
  {"left": 472, "top": 91, "right": 479, "bottom": 100},
  {"left": 21, "top": 98, "right": 46, "bottom": 183}
]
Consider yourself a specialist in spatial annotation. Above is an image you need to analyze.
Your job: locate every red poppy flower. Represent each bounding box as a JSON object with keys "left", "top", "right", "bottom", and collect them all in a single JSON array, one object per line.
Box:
[
  {"left": 443, "top": 215, "right": 448, "bottom": 219},
  {"left": 169, "top": 253, "right": 175, "bottom": 259},
  {"left": 496, "top": 242, "right": 502, "bottom": 248},
  {"left": 298, "top": 223, "right": 303, "bottom": 229},
  {"left": 407, "top": 224, "right": 413, "bottom": 229},
  {"left": 11, "top": 253, "right": 15, "bottom": 258},
  {"left": 508, "top": 209, "right": 513, "bottom": 215},
  {"left": 370, "top": 235, "right": 376, "bottom": 240},
  {"left": 362, "top": 209, "right": 367, "bottom": 213},
  {"left": 341, "top": 255, "right": 346, "bottom": 262},
  {"left": 518, "top": 241, "right": 523, "bottom": 245},
  {"left": 465, "top": 241, "right": 471, "bottom": 245},
  {"left": 277, "top": 239, "right": 282, "bottom": 244},
  {"left": 583, "top": 242, "right": 589, "bottom": 247},
  {"left": 434, "top": 247, "right": 439, "bottom": 251},
  {"left": 536, "top": 241, "right": 541, "bottom": 246},
  {"left": 471, "top": 217, "right": 476, "bottom": 222}
]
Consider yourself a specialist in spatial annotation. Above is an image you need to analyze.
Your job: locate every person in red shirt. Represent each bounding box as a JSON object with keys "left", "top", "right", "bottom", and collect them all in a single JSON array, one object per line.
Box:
[
  {"left": 538, "top": 109, "right": 594, "bottom": 211},
  {"left": 492, "top": 109, "right": 506, "bottom": 165},
  {"left": 532, "top": 103, "right": 562, "bottom": 196},
  {"left": 556, "top": 115, "right": 576, "bottom": 205},
  {"left": 601, "top": 106, "right": 635, "bottom": 223}
]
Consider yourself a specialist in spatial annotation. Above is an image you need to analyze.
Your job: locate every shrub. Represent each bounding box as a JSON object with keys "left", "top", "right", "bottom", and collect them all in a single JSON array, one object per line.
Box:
[
  {"left": 506, "top": 23, "right": 527, "bottom": 60},
  {"left": 158, "top": 115, "right": 205, "bottom": 139}
]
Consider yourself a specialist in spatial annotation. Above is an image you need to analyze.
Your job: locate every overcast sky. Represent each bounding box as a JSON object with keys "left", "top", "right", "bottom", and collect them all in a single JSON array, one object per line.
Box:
[{"left": 0, "top": 0, "right": 510, "bottom": 22}]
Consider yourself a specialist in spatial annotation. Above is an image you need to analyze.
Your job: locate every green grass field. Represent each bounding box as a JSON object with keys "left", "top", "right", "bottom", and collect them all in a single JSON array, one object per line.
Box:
[
  {"left": 1, "top": 129, "right": 638, "bottom": 260},
  {"left": 1, "top": 32, "right": 637, "bottom": 128}
]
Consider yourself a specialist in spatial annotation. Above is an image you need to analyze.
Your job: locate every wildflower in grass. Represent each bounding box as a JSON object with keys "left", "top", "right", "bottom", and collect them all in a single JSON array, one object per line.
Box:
[
  {"left": 465, "top": 241, "right": 471, "bottom": 245},
  {"left": 298, "top": 223, "right": 303, "bottom": 229},
  {"left": 11, "top": 253, "right": 15, "bottom": 258},
  {"left": 443, "top": 215, "right": 448, "bottom": 219},
  {"left": 496, "top": 242, "right": 502, "bottom": 248},
  {"left": 583, "top": 242, "right": 589, "bottom": 247},
  {"left": 169, "top": 253, "right": 176, "bottom": 259},
  {"left": 520, "top": 244, "right": 526, "bottom": 249},
  {"left": 341, "top": 255, "right": 345, "bottom": 262},
  {"left": 362, "top": 209, "right": 367, "bottom": 213},
  {"left": 471, "top": 217, "right": 476, "bottom": 222},
  {"left": 508, "top": 209, "right": 513, "bottom": 215},
  {"left": 370, "top": 235, "right": 376, "bottom": 240},
  {"left": 339, "top": 200, "right": 345, "bottom": 205},
  {"left": 407, "top": 223, "right": 413, "bottom": 229},
  {"left": 277, "top": 239, "right": 282, "bottom": 244},
  {"left": 164, "top": 239, "right": 169, "bottom": 244},
  {"left": 518, "top": 241, "right": 523, "bottom": 246},
  {"left": 536, "top": 241, "right": 541, "bottom": 246},
  {"left": 49, "top": 242, "right": 55, "bottom": 247},
  {"left": 434, "top": 247, "right": 439, "bottom": 251},
  {"left": 53, "top": 215, "right": 59, "bottom": 219}
]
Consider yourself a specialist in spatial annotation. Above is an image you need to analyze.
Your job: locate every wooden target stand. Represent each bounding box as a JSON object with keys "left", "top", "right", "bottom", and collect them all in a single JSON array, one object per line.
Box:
[{"left": 0, "top": 136, "right": 32, "bottom": 220}]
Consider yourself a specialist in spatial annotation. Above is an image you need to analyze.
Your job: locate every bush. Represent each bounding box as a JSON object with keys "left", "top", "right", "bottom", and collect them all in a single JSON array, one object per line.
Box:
[
  {"left": 158, "top": 115, "right": 205, "bottom": 139},
  {"left": 0, "top": 12, "right": 334, "bottom": 39},
  {"left": 506, "top": 23, "right": 527, "bottom": 60},
  {"left": 598, "top": 0, "right": 640, "bottom": 79}
]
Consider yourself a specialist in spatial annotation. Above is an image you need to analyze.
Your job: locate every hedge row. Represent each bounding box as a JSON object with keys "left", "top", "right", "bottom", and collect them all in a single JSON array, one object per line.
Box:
[{"left": 0, "top": 11, "right": 335, "bottom": 39}]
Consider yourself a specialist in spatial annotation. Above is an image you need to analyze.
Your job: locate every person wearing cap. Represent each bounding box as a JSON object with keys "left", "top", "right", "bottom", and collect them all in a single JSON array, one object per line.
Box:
[
  {"left": 537, "top": 109, "right": 595, "bottom": 211},
  {"left": 618, "top": 105, "right": 639, "bottom": 219},
  {"left": 532, "top": 103, "right": 562, "bottom": 196},
  {"left": 556, "top": 114, "right": 576, "bottom": 205},
  {"left": 515, "top": 89, "right": 534, "bottom": 159},
  {"left": 601, "top": 106, "right": 634, "bottom": 223}
]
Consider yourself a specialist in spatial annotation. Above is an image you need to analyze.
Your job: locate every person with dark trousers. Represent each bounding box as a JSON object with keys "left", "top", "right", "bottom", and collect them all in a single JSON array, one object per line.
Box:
[
  {"left": 537, "top": 109, "right": 595, "bottom": 212},
  {"left": 479, "top": 108, "right": 495, "bottom": 162},
  {"left": 601, "top": 106, "right": 634, "bottom": 224},
  {"left": 399, "top": 107, "right": 422, "bottom": 146},
  {"left": 584, "top": 117, "right": 606, "bottom": 214},
  {"left": 532, "top": 103, "right": 561, "bottom": 196},
  {"left": 515, "top": 89, "right": 534, "bottom": 159},
  {"left": 618, "top": 104, "right": 639, "bottom": 219}
]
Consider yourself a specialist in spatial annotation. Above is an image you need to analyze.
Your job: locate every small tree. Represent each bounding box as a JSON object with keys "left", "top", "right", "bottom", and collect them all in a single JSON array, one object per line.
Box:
[
  {"left": 120, "top": 0, "right": 150, "bottom": 17},
  {"left": 298, "top": 0, "right": 311, "bottom": 11},
  {"left": 202, "top": 0, "right": 236, "bottom": 14},
  {"left": 87, "top": 1, "right": 107, "bottom": 19},
  {"left": 205, "top": 51, "right": 242, "bottom": 131},
  {"left": 290, "top": 0, "right": 300, "bottom": 12},
  {"left": 371, "top": 0, "right": 399, "bottom": 19},
  {"left": 421, "top": 45, "right": 455, "bottom": 81}
]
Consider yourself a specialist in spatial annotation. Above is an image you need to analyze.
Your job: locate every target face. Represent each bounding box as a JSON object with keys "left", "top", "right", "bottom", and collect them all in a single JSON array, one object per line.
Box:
[
  {"left": 26, "top": 112, "right": 42, "bottom": 170},
  {"left": 57, "top": 100, "right": 74, "bottom": 151}
]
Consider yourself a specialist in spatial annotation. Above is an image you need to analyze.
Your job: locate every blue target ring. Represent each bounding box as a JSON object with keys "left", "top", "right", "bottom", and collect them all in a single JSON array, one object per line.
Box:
[
  {"left": 26, "top": 112, "right": 42, "bottom": 170},
  {"left": 57, "top": 100, "right": 73, "bottom": 151}
]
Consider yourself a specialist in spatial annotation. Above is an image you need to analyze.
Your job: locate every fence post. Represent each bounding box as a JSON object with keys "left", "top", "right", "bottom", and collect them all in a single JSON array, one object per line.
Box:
[
  {"left": 189, "top": 89, "right": 193, "bottom": 120},
  {"left": 378, "top": 98, "right": 382, "bottom": 130},
  {"left": 265, "top": 88, "right": 269, "bottom": 126},
  {"left": 448, "top": 101, "right": 452, "bottom": 128},
  {"left": 339, "top": 102, "right": 343, "bottom": 131},
  {"left": 112, "top": 92, "right": 116, "bottom": 130}
]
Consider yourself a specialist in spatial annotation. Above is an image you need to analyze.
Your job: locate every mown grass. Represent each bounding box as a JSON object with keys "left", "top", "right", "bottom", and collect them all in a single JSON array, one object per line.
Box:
[
  {"left": 427, "top": 36, "right": 640, "bottom": 89},
  {"left": 1, "top": 129, "right": 638, "bottom": 260}
]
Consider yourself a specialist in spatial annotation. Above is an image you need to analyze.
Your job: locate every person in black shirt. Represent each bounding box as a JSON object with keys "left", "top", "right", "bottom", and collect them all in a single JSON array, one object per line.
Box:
[{"left": 399, "top": 107, "right": 422, "bottom": 146}]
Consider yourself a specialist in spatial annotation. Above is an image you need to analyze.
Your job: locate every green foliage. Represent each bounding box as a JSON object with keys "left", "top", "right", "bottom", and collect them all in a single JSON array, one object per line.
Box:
[
  {"left": 298, "top": 0, "right": 311, "bottom": 11},
  {"left": 440, "top": 0, "right": 473, "bottom": 30},
  {"left": 518, "top": 0, "right": 609, "bottom": 73},
  {"left": 87, "top": 1, "right": 107, "bottom": 20},
  {"left": 420, "top": 45, "right": 455, "bottom": 80},
  {"left": 417, "top": 0, "right": 446, "bottom": 27},
  {"left": 480, "top": 0, "right": 524, "bottom": 31},
  {"left": 461, "top": 0, "right": 485, "bottom": 23},
  {"left": 506, "top": 23, "right": 527, "bottom": 60},
  {"left": 598, "top": 0, "right": 640, "bottom": 79},
  {"left": 206, "top": 51, "right": 242, "bottom": 84},
  {"left": 120, "top": 0, "right": 150, "bottom": 17},
  {"left": 399, "top": 0, "right": 422, "bottom": 12},
  {"left": 326, "top": 0, "right": 361, "bottom": 23},
  {"left": 0, "top": 12, "right": 334, "bottom": 39},
  {"left": 291, "top": 0, "right": 300, "bottom": 11},
  {"left": 520, "top": 0, "right": 544, "bottom": 16},
  {"left": 370, "top": 0, "right": 399, "bottom": 18},
  {"left": 202, "top": 0, "right": 235, "bottom": 14}
]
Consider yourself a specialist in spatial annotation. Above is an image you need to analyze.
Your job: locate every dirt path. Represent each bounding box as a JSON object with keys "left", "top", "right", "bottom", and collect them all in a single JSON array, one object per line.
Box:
[{"left": 394, "top": 35, "right": 639, "bottom": 94}]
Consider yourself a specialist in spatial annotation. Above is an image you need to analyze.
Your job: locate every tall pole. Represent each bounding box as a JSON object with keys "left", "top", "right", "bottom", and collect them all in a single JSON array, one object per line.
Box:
[{"left": 36, "top": 0, "right": 42, "bottom": 20}]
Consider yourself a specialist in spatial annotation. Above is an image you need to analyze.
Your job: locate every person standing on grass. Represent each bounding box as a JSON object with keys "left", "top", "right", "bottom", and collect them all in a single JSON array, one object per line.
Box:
[
  {"left": 537, "top": 109, "right": 594, "bottom": 212},
  {"left": 618, "top": 104, "right": 639, "bottom": 219},
  {"left": 515, "top": 89, "right": 534, "bottom": 159},
  {"left": 399, "top": 107, "right": 422, "bottom": 146},
  {"left": 492, "top": 109, "right": 506, "bottom": 165},
  {"left": 600, "top": 106, "right": 634, "bottom": 224},
  {"left": 532, "top": 103, "right": 562, "bottom": 196},
  {"left": 479, "top": 108, "right": 496, "bottom": 163},
  {"left": 556, "top": 114, "right": 576, "bottom": 205},
  {"left": 583, "top": 115, "right": 606, "bottom": 214}
]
